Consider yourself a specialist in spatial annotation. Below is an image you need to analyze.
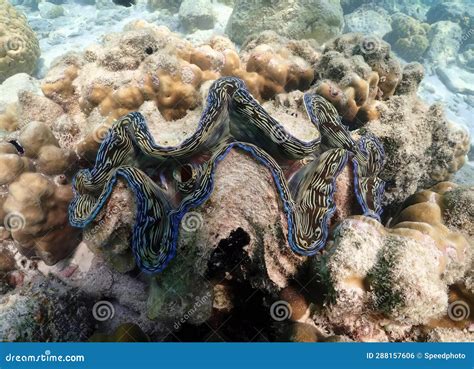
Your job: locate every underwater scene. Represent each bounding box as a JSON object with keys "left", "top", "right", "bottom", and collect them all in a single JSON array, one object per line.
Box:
[{"left": 0, "top": 0, "right": 473, "bottom": 343}]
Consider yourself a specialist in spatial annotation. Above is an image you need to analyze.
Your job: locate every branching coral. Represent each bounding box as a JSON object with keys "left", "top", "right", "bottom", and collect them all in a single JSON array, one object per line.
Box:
[{"left": 0, "top": 0, "right": 40, "bottom": 83}]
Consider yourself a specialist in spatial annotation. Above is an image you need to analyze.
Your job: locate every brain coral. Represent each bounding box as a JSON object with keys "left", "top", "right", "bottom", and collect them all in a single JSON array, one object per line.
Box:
[{"left": 0, "top": 0, "right": 40, "bottom": 83}]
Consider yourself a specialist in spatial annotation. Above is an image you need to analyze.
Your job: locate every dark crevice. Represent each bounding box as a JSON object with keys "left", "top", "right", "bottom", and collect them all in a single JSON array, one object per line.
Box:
[
  {"left": 167, "top": 280, "right": 273, "bottom": 342},
  {"left": 112, "top": 0, "right": 135, "bottom": 7},
  {"left": 206, "top": 227, "right": 251, "bottom": 281},
  {"left": 8, "top": 140, "right": 24, "bottom": 155}
]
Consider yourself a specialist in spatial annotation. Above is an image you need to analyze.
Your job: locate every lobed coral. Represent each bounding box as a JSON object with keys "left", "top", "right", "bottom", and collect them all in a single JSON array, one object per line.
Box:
[
  {"left": 0, "top": 118, "right": 79, "bottom": 266},
  {"left": 0, "top": 0, "right": 40, "bottom": 83},
  {"left": 390, "top": 182, "right": 471, "bottom": 285},
  {"left": 316, "top": 183, "right": 472, "bottom": 341},
  {"left": 39, "top": 23, "right": 316, "bottom": 160},
  {"left": 314, "top": 33, "right": 403, "bottom": 127}
]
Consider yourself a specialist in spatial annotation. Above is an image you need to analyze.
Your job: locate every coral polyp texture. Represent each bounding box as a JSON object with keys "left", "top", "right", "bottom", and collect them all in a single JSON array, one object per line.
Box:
[
  {"left": 0, "top": 0, "right": 40, "bottom": 83},
  {"left": 68, "top": 77, "right": 385, "bottom": 273},
  {"left": 317, "top": 182, "right": 472, "bottom": 341},
  {"left": 314, "top": 33, "right": 403, "bottom": 126},
  {"left": 0, "top": 4, "right": 472, "bottom": 342},
  {"left": 39, "top": 23, "right": 316, "bottom": 161},
  {"left": 0, "top": 120, "right": 79, "bottom": 265}
]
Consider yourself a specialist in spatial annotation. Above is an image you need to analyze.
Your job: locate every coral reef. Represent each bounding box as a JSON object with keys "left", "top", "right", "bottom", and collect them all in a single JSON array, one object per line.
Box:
[
  {"left": 3, "top": 171, "right": 79, "bottom": 265},
  {"left": 0, "top": 109, "right": 79, "bottom": 265},
  {"left": 384, "top": 13, "right": 430, "bottom": 62},
  {"left": 37, "top": 24, "right": 317, "bottom": 163},
  {"left": 457, "top": 45, "right": 474, "bottom": 73},
  {"left": 0, "top": 0, "right": 471, "bottom": 342},
  {"left": 315, "top": 182, "right": 472, "bottom": 341},
  {"left": 146, "top": 0, "right": 181, "bottom": 12},
  {"left": 426, "top": 1, "right": 474, "bottom": 48},
  {"left": 68, "top": 77, "right": 385, "bottom": 273},
  {"left": 38, "top": 1, "right": 64, "bottom": 19},
  {"left": 314, "top": 33, "right": 402, "bottom": 126},
  {"left": 0, "top": 273, "right": 95, "bottom": 341},
  {"left": 364, "top": 93, "right": 470, "bottom": 207},
  {"left": 425, "top": 21, "right": 462, "bottom": 67},
  {"left": 178, "top": 0, "right": 215, "bottom": 31},
  {"left": 0, "top": 0, "right": 40, "bottom": 83},
  {"left": 343, "top": 6, "right": 391, "bottom": 38},
  {"left": 0, "top": 73, "right": 42, "bottom": 112},
  {"left": 238, "top": 32, "right": 317, "bottom": 100},
  {"left": 225, "top": 0, "right": 344, "bottom": 44}
]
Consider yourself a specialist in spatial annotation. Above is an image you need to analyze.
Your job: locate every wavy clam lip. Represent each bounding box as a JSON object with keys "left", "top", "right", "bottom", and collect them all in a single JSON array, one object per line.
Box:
[{"left": 68, "top": 77, "right": 386, "bottom": 274}]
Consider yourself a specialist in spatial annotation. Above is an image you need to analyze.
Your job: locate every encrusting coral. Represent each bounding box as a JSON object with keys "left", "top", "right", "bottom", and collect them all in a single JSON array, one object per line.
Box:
[
  {"left": 0, "top": 273, "right": 96, "bottom": 341},
  {"left": 0, "top": 0, "right": 40, "bottom": 83},
  {"left": 363, "top": 90, "right": 470, "bottom": 208},
  {"left": 314, "top": 182, "right": 472, "bottom": 341}
]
